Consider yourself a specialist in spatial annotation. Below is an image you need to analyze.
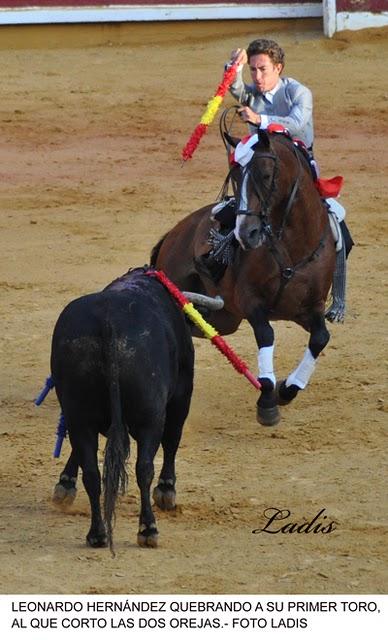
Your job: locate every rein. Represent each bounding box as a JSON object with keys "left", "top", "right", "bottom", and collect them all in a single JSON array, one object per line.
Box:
[
  {"left": 267, "top": 221, "right": 330, "bottom": 313},
  {"left": 276, "top": 144, "right": 302, "bottom": 240},
  {"left": 235, "top": 142, "right": 302, "bottom": 238},
  {"left": 233, "top": 138, "right": 329, "bottom": 311}
]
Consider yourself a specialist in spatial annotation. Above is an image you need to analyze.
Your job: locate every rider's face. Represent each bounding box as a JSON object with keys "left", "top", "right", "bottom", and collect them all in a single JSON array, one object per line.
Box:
[{"left": 248, "top": 54, "right": 283, "bottom": 93}]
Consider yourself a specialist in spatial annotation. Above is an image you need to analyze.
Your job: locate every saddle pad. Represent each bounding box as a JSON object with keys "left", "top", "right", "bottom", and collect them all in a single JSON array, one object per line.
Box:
[{"left": 328, "top": 210, "right": 343, "bottom": 252}]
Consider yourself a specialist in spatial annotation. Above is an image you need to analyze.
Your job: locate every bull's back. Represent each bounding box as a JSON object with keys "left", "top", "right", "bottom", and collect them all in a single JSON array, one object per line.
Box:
[{"left": 51, "top": 285, "right": 193, "bottom": 409}]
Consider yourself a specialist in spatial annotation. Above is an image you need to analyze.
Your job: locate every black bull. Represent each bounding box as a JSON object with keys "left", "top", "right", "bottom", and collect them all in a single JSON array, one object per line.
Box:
[{"left": 50, "top": 268, "right": 194, "bottom": 551}]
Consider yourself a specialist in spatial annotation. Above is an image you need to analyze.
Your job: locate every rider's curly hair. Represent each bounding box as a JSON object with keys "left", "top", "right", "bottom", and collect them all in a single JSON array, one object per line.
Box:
[{"left": 247, "top": 39, "right": 285, "bottom": 69}]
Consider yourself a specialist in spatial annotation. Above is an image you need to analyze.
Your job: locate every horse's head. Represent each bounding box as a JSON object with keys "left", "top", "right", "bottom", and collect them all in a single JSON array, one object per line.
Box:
[{"left": 228, "top": 131, "right": 279, "bottom": 250}]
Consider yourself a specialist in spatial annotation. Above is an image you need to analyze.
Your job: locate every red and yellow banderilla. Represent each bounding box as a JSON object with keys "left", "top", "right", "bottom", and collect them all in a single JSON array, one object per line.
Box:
[
  {"left": 181, "top": 61, "right": 238, "bottom": 162},
  {"left": 147, "top": 269, "right": 260, "bottom": 391}
]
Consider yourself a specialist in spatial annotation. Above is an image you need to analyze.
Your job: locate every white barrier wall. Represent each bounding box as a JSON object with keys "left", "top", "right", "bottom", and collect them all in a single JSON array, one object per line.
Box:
[
  {"left": 0, "top": 2, "right": 387, "bottom": 35},
  {"left": 0, "top": 1, "right": 322, "bottom": 24},
  {"left": 324, "top": 0, "right": 388, "bottom": 36}
]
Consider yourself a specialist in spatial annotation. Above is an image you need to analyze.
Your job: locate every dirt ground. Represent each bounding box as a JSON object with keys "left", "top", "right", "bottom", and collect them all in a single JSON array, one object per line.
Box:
[{"left": 0, "top": 19, "right": 387, "bottom": 595}]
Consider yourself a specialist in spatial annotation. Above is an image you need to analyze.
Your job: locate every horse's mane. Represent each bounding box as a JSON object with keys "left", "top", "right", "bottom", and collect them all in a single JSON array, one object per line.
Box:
[
  {"left": 150, "top": 233, "right": 168, "bottom": 267},
  {"left": 270, "top": 132, "right": 313, "bottom": 177}
]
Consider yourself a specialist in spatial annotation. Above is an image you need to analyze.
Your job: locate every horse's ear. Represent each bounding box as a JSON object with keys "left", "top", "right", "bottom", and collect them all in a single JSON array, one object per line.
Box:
[
  {"left": 223, "top": 131, "right": 240, "bottom": 148},
  {"left": 258, "top": 130, "right": 271, "bottom": 148}
]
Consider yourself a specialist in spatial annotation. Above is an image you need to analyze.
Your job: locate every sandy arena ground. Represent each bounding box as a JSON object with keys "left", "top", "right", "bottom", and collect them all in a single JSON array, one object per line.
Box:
[{"left": 0, "top": 19, "right": 387, "bottom": 595}]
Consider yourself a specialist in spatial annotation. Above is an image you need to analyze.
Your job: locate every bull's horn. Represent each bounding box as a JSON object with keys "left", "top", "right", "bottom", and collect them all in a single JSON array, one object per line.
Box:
[{"left": 182, "top": 292, "right": 224, "bottom": 311}]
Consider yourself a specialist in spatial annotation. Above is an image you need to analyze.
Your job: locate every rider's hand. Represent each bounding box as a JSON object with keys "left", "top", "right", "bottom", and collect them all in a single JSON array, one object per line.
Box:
[
  {"left": 230, "top": 48, "right": 247, "bottom": 69},
  {"left": 238, "top": 106, "right": 261, "bottom": 126}
]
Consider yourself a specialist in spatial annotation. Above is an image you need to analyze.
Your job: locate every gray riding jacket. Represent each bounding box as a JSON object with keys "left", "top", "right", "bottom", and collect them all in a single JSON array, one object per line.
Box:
[{"left": 229, "top": 71, "right": 314, "bottom": 149}]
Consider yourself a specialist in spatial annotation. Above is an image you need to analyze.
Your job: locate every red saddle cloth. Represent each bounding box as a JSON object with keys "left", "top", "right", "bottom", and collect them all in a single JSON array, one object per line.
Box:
[{"left": 314, "top": 176, "right": 344, "bottom": 198}]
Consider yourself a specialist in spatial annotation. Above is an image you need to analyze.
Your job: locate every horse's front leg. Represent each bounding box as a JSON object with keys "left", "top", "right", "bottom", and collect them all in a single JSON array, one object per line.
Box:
[
  {"left": 277, "top": 312, "right": 330, "bottom": 405},
  {"left": 247, "top": 307, "right": 280, "bottom": 426}
]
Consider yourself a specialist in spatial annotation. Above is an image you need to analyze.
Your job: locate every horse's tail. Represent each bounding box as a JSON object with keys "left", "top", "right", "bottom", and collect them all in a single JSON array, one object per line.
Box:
[
  {"left": 102, "top": 316, "right": 130, "bottom": 556},
  {"left": 150, "top": 232, "right": 168, "bottom": 267}
]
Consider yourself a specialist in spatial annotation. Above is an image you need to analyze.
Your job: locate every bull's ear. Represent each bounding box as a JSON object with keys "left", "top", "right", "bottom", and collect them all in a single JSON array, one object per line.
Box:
[{"left": 223, "top": 132, "right": 240, "bottom": 148}]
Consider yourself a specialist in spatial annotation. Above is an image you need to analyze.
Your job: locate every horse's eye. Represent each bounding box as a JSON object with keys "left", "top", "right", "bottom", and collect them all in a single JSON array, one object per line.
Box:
[{"left": 262, "top": 174, "right": 271, "bottom": 182}]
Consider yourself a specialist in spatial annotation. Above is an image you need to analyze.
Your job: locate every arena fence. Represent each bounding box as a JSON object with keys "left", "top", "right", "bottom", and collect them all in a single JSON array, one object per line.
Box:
[
  {"left": 0, "top": 1, "right": 322, "bottom": 24},
  {"left": 324, "top": 0, "right": 388, "bottom": 36},
  {"left": 0, "top": 1, "right": 387, "bottom": 36}
]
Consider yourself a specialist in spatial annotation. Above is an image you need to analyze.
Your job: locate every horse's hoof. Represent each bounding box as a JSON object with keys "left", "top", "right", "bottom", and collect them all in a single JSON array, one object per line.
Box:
[
  {"left": 137, "top": 525, "right": 159, "bottom": 548},
  {"left": 86, "top": 531, "right": 108, "bottom": 548},
  {"left": 275, "top": 380, "right": 299, "bottom": 406},
  {"left": 256, "top": 404, "right": 281, "bottom": 426},
  {"left": 52, "top": 482, "right": 77, "bottom": 506},
  {"left": 153, "top": 483, "right": 176, "bottom": 511}
]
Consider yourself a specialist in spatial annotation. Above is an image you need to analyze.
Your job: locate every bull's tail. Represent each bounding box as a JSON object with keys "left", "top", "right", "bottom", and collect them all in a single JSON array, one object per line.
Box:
[{"left": 102, "top": 318, "right": 130, "bottom": 555}]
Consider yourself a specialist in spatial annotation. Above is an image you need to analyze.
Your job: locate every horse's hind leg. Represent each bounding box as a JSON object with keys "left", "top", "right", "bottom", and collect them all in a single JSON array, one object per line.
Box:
[
  {"left": 277, "top": 312, "right": 330, "bottom": 405},
  {"left": 247, "top": 307, "right": 280, "bottom": 426}
]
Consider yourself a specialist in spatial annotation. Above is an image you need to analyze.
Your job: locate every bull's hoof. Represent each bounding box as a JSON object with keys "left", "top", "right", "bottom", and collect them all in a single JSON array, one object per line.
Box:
[
  {"left": 86, "top": 530, "right": 108, "bottom": 548},
  {"left": 153, "top": 482, "right": 176, "bottom": 511},
  {"left": 275, "top": 380, "right": 300, "bottom": 406},
  {"left": 52, "top": 482, "right": 77, "bottom": 506},
  {"left": 256, "top": 404, "right": 281, "bottom": 426},
  {"left": 137, "top": 524, "right": 159, "bottom": 548}
]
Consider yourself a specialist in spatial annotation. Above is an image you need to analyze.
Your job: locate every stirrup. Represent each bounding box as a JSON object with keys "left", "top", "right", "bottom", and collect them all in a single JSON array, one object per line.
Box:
[
  {"left": 326, "top": 243, "right": 346, "bottom": 323},
  {"left": 194, "top": 252, "right": 228, "bottom": 284}
]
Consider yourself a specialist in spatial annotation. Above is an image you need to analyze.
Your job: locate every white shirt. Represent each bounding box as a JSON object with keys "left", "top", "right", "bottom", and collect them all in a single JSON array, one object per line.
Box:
[{"left": 260, "top": 81, "right": 282, "bottom": 129}]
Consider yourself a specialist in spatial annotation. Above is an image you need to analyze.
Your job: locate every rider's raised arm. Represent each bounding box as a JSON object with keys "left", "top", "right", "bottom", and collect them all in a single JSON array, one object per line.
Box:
[
  {"left": 227, "top": 48, "right": 253, "bottom": 105},
  {"left": 228, "top": 68, "right": 254, "bottom": 105}
]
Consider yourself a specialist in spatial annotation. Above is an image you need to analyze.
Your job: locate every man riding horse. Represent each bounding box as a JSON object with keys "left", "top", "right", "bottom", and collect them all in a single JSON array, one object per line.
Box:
[
  {"left": 200, "top": 38, "right": 353, "bottom": 322},
  {"left": 151, "top": 39, "right": 353, "bottom": 424}
]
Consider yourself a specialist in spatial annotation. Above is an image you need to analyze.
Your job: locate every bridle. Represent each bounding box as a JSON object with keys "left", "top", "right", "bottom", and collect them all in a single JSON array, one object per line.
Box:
[
  {"left": 235, "top": 143, "right": 302, "bottom": 243},
  {"left": 231, "top": 136, "right": 330, "bottom": 312},
  {"left": 218, "top": 106, "right": 302, "bottom": 240},
  {"left": 235, "top": 151, "right": 278, "bottom": 218}
]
